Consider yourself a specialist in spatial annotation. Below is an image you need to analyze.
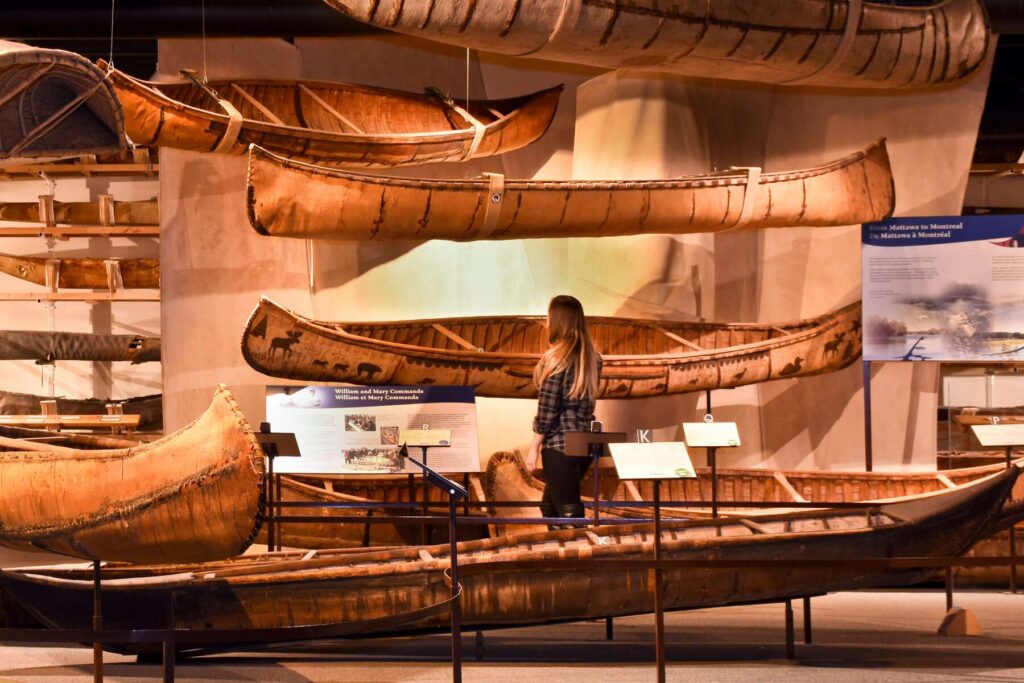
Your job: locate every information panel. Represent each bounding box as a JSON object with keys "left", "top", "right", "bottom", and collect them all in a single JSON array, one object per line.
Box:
[
  {"left": 266, "top": 385, "right": 480, "bottom": 474},
  {"left": 608, "top": 442, "right": 697, "bottom": 480},
  {"left": 862, "top": 214, "right": 1024, "bottom": 361}
]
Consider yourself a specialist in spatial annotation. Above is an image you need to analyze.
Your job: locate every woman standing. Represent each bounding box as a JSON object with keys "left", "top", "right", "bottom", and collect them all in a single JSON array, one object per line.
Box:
[{"left": 526, "top": 295, "right": 602, "bottom": 522}]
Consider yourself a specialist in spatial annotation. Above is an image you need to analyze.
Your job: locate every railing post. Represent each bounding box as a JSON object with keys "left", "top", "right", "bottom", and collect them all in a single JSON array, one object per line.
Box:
[
  {"left": 162, "top": 638, "right": 175, "bottom": 682},
  {"left": 653, "top": 480, "right": 665, "bottom": 683},
  {"left": 449, "top": 493, "right": 463, "bottom": 683},
  {"left": 785, "top": 599, "right": 795, "bottom": 660},
  {"left": 803, "top": 597, "right": 812, "bottom": 644},
  {"left": 92, "top": 560, "right": 103, "bottom": 683}
]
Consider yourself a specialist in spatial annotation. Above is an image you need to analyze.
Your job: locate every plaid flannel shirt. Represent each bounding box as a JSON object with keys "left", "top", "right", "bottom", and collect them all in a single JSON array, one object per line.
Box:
[{"left": 532, "top": 357, "right": 601, "bottom": 453}]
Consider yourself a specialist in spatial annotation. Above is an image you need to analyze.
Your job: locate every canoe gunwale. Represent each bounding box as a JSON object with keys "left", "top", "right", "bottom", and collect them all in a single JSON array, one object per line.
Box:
[
  {"left": 249, "top": 137, "right": 888, "bottom": 190},
  {"left": 106, "top": 65, "right": 564, "bottom": 149},
  {"left": 244, "top": 296, "right": 858, "bottom": 367}
]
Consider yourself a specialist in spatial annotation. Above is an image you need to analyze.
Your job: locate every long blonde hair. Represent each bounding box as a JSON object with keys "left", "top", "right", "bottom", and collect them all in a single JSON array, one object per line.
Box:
[{"left": 532, "top": 295, "right": 600, "bottom": 399}]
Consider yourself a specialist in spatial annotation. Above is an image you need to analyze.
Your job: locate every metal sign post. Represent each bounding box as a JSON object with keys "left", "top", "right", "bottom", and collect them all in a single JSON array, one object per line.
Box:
[
  {"left": 608, "top": 440, "right": 697, "bottom": 682},
  {"left": 682, "top": 418, "right": 741, "bottom": 520},
  {"left": 400, "top": 445, "right": 468, "bottom": 683}
]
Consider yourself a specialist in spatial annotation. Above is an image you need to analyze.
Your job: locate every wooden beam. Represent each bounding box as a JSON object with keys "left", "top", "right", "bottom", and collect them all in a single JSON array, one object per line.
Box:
[
  {"left": 652, "top": 324, "right": 703, "bottom": 351},
  {"left": 0, "top": 162, "right": 158, "bottom": 178},
  {"left": 0, "top": 291, "right": 160, "bottom": 302},
  {"left": 298, "top": 84, "right": 364, "bottom": 134},
  {"left": 229, "top": 84, "right": 285, "bottom": 125},
  {"left": 772, "top": 472, "right": 808, "bottom": 503},
  {"left": 0, "top": 225, "right": 160, "bottom": 238},
  {"left": 431, "top": 323, "right": 480, "bottom": 352}
]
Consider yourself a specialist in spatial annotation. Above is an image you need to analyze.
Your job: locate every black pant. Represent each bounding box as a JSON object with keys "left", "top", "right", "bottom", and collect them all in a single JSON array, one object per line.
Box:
[{"left": 540, "top": 447, "right": 592, "bottom": 518}]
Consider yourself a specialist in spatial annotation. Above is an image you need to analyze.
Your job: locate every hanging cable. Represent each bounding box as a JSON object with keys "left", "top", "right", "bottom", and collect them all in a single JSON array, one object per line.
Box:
[
  {"left": 108, "top": 0, "right": 116, "bottom": 68},
  {"left": 202, "top": 0, "right": 209, "bottom": 83},
  {"left": 465, "top": 47, "right": 470, "bottom": 113}
]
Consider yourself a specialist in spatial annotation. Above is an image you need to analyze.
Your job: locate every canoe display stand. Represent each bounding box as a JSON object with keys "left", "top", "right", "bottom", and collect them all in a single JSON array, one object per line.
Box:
[{"left": 0, "top": 413, "right": 141, "bottom": 434}]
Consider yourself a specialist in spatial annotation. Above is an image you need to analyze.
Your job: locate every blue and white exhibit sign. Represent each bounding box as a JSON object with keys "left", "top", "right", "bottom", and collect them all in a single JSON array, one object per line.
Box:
[
  {"left": 266, "top": 385, "right": 481, "bottom": 474},
  {"left": 862, "top": 214, "right": 1024, "bottom": 361}
]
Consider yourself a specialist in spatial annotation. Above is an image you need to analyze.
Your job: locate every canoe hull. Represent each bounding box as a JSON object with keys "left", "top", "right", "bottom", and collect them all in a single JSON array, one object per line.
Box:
[
  {"left": 1, "top": 468, "right": 1015, "bottom": 653},
  {"left": 323, "top": 0, "right": 989, "bottom": 90},
  {"left": 0, "top": 41, "right": 125, "bottom": 160},
  {"left": 0, "top": 254, "right": 159, "bottom": 289},
  {"left": 0, "top": 330, "right": 160, "bottom": 364},
  {"left": 241, "top": 298, "right": 862, "bottom": 399},
  {"left": 0, "top": 386, "right": 263, "bottom": 564},
  {"left": 0, "top": 390, "right": 163, "bottom": 432},
  {"left": 247, "top": 139, "right": 894, "bottom": 240},
  {"left": 108, "top": 68, "right": 562, "bottom": 167}
]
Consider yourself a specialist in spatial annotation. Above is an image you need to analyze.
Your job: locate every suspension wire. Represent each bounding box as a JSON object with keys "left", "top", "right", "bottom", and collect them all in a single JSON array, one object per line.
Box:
[
  {"left": 108, "top": 0, "right": 116, "bottom": 67},
  {"left": 465, "top": 47, "right": 470, "bottom": 112},
  {"left": 202, "top": 0, "right": 209, "bottom": 82}
]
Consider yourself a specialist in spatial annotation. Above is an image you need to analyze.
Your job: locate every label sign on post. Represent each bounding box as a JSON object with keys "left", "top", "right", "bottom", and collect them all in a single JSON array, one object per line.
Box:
[
  {"left": 608, "top": 442, "right": 697, "bottom": 480},
  {"left": 682, "top": 421, "right": 741, "bottom": 448},
  {"left": 971, "top": 424, "right": 1024, "bottom": 448},
  {"left": 400, "top": 429, "right": 452, "bottom": 447}
]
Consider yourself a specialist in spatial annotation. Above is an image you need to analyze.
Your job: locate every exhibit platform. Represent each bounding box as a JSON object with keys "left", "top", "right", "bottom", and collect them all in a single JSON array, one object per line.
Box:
[{"left": 1, "top": 589, "right": 1022, "bottom": 682}]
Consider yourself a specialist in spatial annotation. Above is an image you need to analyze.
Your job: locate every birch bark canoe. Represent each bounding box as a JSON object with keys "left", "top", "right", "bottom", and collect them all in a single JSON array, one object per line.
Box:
[
  {"left": 0, "top": 466, "right": 1015, "bottom": 654},
  {"left": 241, "top": 297, "right": 863, "bottom": 398},
  {"left": 103, "top": 64, "right": 561, "bottom": 166},
  {"left": 486, "top": 449, "right": 1024, "bottom": 585},
  {"left": 0, "top": 330, "right": 160, "bottom": 363},
  {"left": 0, "top": 423, "right": 144, "bottom": 450},
  {"left": 247, "top": 139, "right": 894, "bottom": 240},
  {"left": 0, "top": 385, "right": 263, "bottom": 564},
  {"left": 0, "top": 198, "right": 158, "bottom": 226},
  {"left": 322, "top": 0, "right": 990, "bottom": 90},
  {"left": 257, "top": 474, "right": 489, "bottom": 548},
  {"left": 0, "top": 41, "right": 125, "bottom": 160},
  {"left": 0, "top": 252, "right": 159, "bottom": 289},
  {"left": 0, "top": 390, "right": 163, "bottom": 431}
]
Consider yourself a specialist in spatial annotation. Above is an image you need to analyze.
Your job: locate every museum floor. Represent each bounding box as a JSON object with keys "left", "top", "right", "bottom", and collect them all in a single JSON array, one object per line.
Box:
[{"left": 1, "top": 589, "right": 1022, "bottom": 682}]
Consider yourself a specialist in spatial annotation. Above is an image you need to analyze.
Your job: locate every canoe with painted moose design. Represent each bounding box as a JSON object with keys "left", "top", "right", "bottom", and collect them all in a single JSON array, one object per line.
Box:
[{"left": 241, "top": 297, "right": 863, "bottom": 398}]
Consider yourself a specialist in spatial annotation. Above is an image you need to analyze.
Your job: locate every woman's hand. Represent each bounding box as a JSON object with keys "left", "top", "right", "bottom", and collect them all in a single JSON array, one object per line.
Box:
[{"left": 525, "top": 433, "right": 544, "bottom": 471}]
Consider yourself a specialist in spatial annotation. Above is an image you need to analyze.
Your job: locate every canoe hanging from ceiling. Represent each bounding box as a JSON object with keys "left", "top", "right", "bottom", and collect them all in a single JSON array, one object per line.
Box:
[
  {"left": 101, "top": 63, "right": 562, "bottom": 166},
  {"left": 0, "top": 40, "right": 126, "bottom": 160},
  {"left": 0, "top": 385, "right": 262, "bottom": 564},
  {"left": 0, "top": 389, "right": 163, "bottom": 431},
  {"left": 241, "top": 297, "right": 863, "bottom": 398},
  {"left": 246, "top": 138, "right": 894, "bottom": 241},
  {"left": 0, "top": 252, "right": 159, "bottom": 289},
  {"left": 0, "top": 330, "right": 160, "bottom": 363},
  {"left": 321, "top": 0, "right": 990, "bottom": 90},
  {"left": 0, "top": 198, "right": 158, "bottom": 226},
  {"left": 0, "top": 467, "right": 1016, "bottom": 654}
]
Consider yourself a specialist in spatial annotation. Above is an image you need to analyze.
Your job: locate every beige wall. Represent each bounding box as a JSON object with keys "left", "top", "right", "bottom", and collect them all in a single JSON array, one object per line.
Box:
[{"left": 160, "top": 35, "right": 994, "bottom": 473}]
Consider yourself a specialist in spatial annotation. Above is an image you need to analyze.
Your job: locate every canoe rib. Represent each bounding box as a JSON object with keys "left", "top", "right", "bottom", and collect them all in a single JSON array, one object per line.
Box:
[
  {"left": 246, "top": 139, "right": 894, "bottom": 240},
  {"left": 0, "top": 41, "right": 125, "bottom": 160},
  {"left": 0, "top": 253, "right": 159, "bottom": 289},
  {"left": 0, "top": 385, "right": 263, "bottom": 564},
  {"left": 241, "top": 297, "right": 862, "bottom": 398},
  {"left": 322, "top": 0, "right": 989, "bottom": 90},
  {"left": 103, "top": 64, "right": 562, "bottom": 167},
  {"left": 0, "top": 330, "right": 160, "bottom": 363}
]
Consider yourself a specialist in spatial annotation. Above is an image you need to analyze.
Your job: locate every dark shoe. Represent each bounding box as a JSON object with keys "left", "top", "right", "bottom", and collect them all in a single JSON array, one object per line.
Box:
[{"left": 559, "top": 504, "right": 585, "bottom": 519}]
